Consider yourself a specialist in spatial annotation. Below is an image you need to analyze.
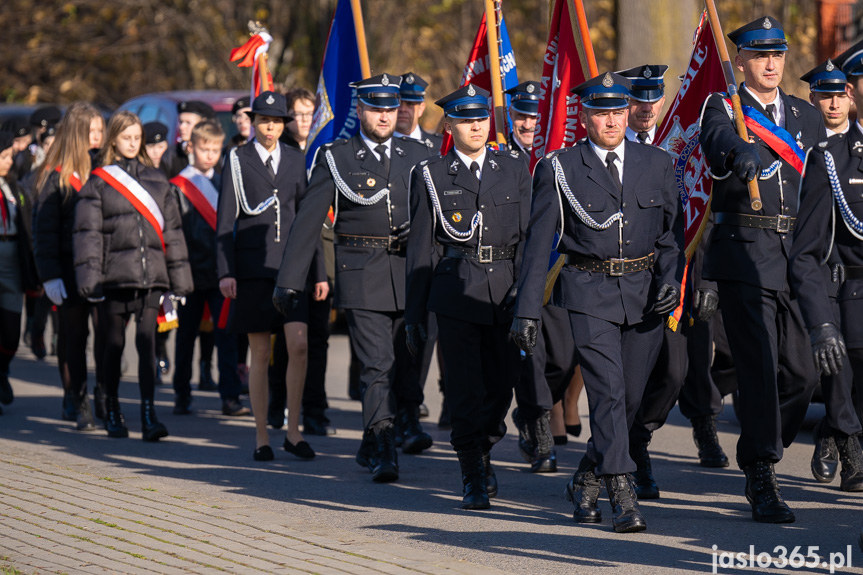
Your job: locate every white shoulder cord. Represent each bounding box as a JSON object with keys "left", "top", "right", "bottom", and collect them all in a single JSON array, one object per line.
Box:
[
  {"left": 824, "top": 150, "right": 863, "bottom": 241},
  {"left": 552, "top": 156, "right": 622, "bottom": 231},
  {"left": 421, "top": 164, "right": 483, "bottom": 250},
  {"left": 229, "top": 147, "right": 281, "bottom": 241}
]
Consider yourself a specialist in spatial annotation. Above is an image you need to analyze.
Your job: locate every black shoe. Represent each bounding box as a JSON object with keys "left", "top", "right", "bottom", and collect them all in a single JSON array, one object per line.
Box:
[
  {"left": 93, "top": 382, "right": 106, "bottom": 420},
  {"left": 554, "top": 435, "right": 568, "bottom": 446},
  {"left": 198, "top": 361, "right": 218, "bottom": 391},
  {"left": 418, "top": 403, "right": 429, "bottom": 418},
  {"left": 512, "top": 408, "right": 535, "bottom": 463},
  {"left": 743, "top": 460, "right": 795, "bottom": 523},
  {"left": 457, "top": 448, "right": 490, "bottom": 509},
  {"left": 836, "top": 435, "right": 863, "bottom": 492},
  {"left": 482, "top": 451, "right": 498, "bottom": 498},
  {"left": 438, "top": 396, "right": 451, "bottom": 430},
  {"left": 371, "top": 422, "right": 399, "bottom": 482},
  {"left": 267, "top": 401, "right": 285, "bottom": 429},
  {"left": 62, "top": 390, "right": 78, "bottom": 421},
  {"left": 141, "top": 399, "right": 168, "bottom": 442},
  {"left": 356, "top": 429, "right": 376, "bottom": 470},
  {"left": 303, "top": 414, "right": 336, "bottom": 436},
  {"left": 565, "top": 457, "right": 602, "bottom": 523},
  {"left": 253, "top": 445, "right": 274, "bottom": 461},
  {"left": 691, "top": 415, "right": 730, "bottom": 468},
  {"left": 0, "top": 373, "right": 13, "bottom": 405},
  {"left": 75, "top": 389, "right": 97, "bottom": 432},
  {"left": 566, "top": 423, "right": 582, "bottom": 438},
  {"left": 222, "top": 398, "right": 250, "bottom": 416},
  {"left": 31, "top": 336, "right": 47, "bottom": 360},
  {"left": 284, "top": 438, "right": 316, "bottom": 459},
  {"left": 400, "top": 404, "right": 433, "bottom": 454},
  {"left": 811, "top": 417, "right": 839, "bottom": 483},
  {"left": 630, "top": 442, "right": 659, "bottom": 499},
  {"left": 173, "top": 394, "right": 193, "bottom": 415},
  {"left": 104, "top": 395, "right": 129, "bottom": 438},
  {"left": 605, "top": 474, "right": 647, "bottom": 533},
  {"left": 530, "top": 412, "right": 557, "bottom": 473}
]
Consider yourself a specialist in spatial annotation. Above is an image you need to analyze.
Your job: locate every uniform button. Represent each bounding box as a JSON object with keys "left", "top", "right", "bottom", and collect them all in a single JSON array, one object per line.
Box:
[
  {"left": 622, "top": 202, "right": 627, "bottom": 208},
  {"left": 649, "top": 199, "right": 654, "bottom": 203},
  {"left": 505, "top": 196, "right": 510, "bottom": 200},
  {"left": 625, "top": 240, "right": 631, "bottom": 245},
  {"left": 587, "top": 203, "right": 592, "bottom": 208},
  {"left": 484, "top": 227, "right": 488, "bottom": 231},
  {"left": 489, "top": 268, "right": 493, "bottom": 272},
  {"left": 624, "top": 220, "right": 629, "bottom": 225},
  {"left": 782, "top": 180, "right": 788, "bottom": 185},
  {"left": 453, "top": 202, "right": 457, "bottom": 206},
  {"left": 480, "top": 204, "right": 486, "bottom": 209}
]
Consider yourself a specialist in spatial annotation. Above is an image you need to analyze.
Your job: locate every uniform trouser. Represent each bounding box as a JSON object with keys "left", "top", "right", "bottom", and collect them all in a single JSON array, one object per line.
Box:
[
  {"left": 850, "top": 349, "right": 863, "bottom": 433},
  {"left": 571, "top": 312, "right": 663, "bottom": 476},
  {"left": 677, "top": 313, "right": 724, "bottom": 420},
  {"left": 56, "top": 299, "right": 90, "bottom": 394},
  {"left": 709, "top": 312, "right": 737, "bottom": 398},
  {"left": 717, "top": 281, "right": 818, "bottom": 467},
  {"left": 173, "top": 289, "right": 242, "bottom": 400},
  {"left": 436, "top": 315, "right": 517, "bottom": 452},
  {"left": 821, "top": 300, "right": 863, "bottom": 437},
  {"left": 514, "top": 304, "right": 578, "bottom": 420},
  {"left": 413, "top": 312, "right": 437, "bottom": 398}
]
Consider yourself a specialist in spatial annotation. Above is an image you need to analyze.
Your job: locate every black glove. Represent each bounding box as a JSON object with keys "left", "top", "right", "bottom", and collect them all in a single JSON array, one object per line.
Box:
[
  {"left": 692, "top": 288, "right": 719, "bottom": 322},
  {"left": 272, "top": 287, "right": 301, "bottom": 317},
  {"left": 510, "top": 317, "right": 538, "bottom": 356},
  {"left": 810, "top": 323, "right": 847, "bottom": 376},
  {"left": 392, "top": 220, "right": 410, "bottom": 249},
  {"left": 731, "top": 142, "right": 763, "bottom": 183},
  {"left": 501, "top": 283, "right": 518, "bottom": 313},
  {"left": 654, "top": 283, "right": 680, "bottom": 315},
  {"left": 405, "top": 323, "right": 427, "bottom": 357},
  {"left": 832, "top": 262, "right": 846, "bottom": 285}
]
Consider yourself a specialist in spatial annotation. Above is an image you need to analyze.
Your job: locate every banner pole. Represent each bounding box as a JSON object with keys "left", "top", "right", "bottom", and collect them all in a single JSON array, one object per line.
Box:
[
  {"left": 485, "top": 0, "right": 507, "bottom": 144},
  {"left": 351, "top": 0, "right": 372, "bottom": 79}
]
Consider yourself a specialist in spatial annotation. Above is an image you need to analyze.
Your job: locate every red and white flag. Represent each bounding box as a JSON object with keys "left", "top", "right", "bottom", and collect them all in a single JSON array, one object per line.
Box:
[
  {"left": 230, "top": 29, "right": 274, "bottom": 100},
  {"left": 654, "top": 12, "right": 725, "bottom": 329}
]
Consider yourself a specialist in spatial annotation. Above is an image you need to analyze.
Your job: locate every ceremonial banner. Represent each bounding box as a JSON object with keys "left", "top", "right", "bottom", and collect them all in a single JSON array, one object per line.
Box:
[
  {"left": 655, "top": 13, "right": 725, "bottom": 329},
  {"left": 440, "top": 10, "right": 519, "bottom": 154},
  {"left": 230, "top": 28, "right": 274, "bottom": 101},
  {"left": 529, "top": 0, "right": 596, "bottom": 171},
  {"left": 305, "top": 0, "right": 366, "bottom": 170}
]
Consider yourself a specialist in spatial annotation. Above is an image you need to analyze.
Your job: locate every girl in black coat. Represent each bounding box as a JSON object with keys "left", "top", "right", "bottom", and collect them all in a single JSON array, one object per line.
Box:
[
  {"left": 73, "top": 111, "right": 193, "bottom": 441},
  {"left": 33, "top": 102, "right": 104, "bottom": 431}
]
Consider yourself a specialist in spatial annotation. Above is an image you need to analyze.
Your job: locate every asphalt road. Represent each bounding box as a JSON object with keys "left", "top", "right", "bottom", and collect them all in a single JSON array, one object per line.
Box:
[{"left": 2, "top": 325, "right": 863, "bottom": 575}]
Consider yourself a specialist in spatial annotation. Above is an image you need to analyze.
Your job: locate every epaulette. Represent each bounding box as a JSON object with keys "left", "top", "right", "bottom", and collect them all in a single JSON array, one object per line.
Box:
[
  {"left": 324, "top": 138, "right": 350, "bottom": 149},
  {"left": 419, "top": 159, "right": 429, "bottom": 167},
  {"left": 544, "top": 148, "right": 565, "bottom": 160}
]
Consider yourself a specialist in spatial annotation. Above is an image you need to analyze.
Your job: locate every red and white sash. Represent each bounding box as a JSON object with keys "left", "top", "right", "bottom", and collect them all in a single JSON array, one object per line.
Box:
[
  {"left": 92, "top": 165, "right": 165, "bottom": 251},
  {"left": 54, "top": 166, "right": 82, "bottom": 192},
  {"left": 170, "top": 166, "right": 218, "bottom": 230}
]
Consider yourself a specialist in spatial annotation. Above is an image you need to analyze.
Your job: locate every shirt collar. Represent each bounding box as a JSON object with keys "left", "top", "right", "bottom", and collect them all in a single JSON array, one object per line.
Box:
[
  {"left": 742, "top": 83, "right": 783, "bottom": 121},
  {"left": 190, "top": 165, "right": 215, "bottom": 179},
  {"left": 253, "top": 139, "right": 281, "bottom": 164},
  {"left": 359, "top": 130, "right": 391, "bottom": 156},
  {"left": 588, "top": 138, "right": 626, "bottom": 166},
  {"left": 454, "top": 147, "right": 487, "bottom": 174},
  {"left": 625, "top": 125, "right": 657, "bottom": 144}
]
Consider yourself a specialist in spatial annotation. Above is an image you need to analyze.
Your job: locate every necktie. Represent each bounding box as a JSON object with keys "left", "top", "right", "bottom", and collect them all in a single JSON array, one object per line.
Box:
[
  {"left": 375, "top": 144, "right": 390, "bottom": 175},
  {"left": 636, "top": 131, "right": 649, "bottom": 144},
  {"left": 265, "top": 155, "right": 276, "bottom": 180},
  {"left": 470, "top": 161, "right": 481, "bottom": 182},
  {"left": 605, "top": 151, "right": 622, "bottom": 193},
  {"left": 765, "top": 104, "right": 776, "bottom": 124}
]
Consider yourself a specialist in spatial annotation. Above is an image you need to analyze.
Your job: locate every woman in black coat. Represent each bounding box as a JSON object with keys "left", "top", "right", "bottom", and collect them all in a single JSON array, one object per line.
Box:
[
  {"left": 33, "top": 102, "right": 104, "bottom": 430},
  {"left": 0, "top": 131, "right": 39, "bottom": 413},
  {"left": 74, "top": 110, "right": 192, "bottom": 441}
]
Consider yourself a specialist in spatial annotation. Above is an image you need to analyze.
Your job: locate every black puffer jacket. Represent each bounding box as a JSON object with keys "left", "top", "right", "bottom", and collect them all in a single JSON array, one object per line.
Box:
[
  {"left": 73, "top": 158, "right": 193, "bottom": 298},
  {"left": 33, "top": 170, "right": 78, "bottom": 287}
]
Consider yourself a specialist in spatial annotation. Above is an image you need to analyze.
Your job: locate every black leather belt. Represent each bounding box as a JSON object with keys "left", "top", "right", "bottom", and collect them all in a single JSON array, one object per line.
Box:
[
  {"left": 565, "top": 252, "right": 655, "bottom": 276},
  {"left": 714, "top": 212, "right": 796, "bottom": 233},
  {"left": 334, "top": 233, "right": 401, "bottom": 252},
  {"left": 846, "top": 266, "right": 863, "bottom": 281},
  {"left": 443, "top": 244, "right": 516, "bottom": 263},
  {"left": 0, "top": 235, "right": 17, "bottom": 242}
]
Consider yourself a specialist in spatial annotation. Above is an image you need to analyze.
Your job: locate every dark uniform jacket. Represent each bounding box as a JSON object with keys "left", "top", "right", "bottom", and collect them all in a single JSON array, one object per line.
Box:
[
  {"left": 699, "top": 86, "right": 824, "bottom": 292},
  {"left": 276, "top": 134, "right": 431, "bottom": 311},
  {"left": 33, "top": 170, "right": 81, "bottom": 289},
  {"left": 406, "top": 147, "right": 531, "bottom": 326},
  {"left": 790, "top": 128, "right": 863, "bottom": 346},
  {"left": 514, "top": 139, "right": 684, "bottom": 325},
  {"left": 172, "top": 172, "right": 221, "bottom": 291},
  {"left": 73, "top": 159, "right": 192, "bottom": 298},
  {"left": 2, "top": 176, "right": 38, "bottom": 292},
  {"left": 507, "top": 131, "right": 531, "bottom": 164},
  {"left": 420, "top": 129, "right": 443, "bottom": 153},
  {"left": 216, "top": 140, "right": 324, "bottom": 284}
]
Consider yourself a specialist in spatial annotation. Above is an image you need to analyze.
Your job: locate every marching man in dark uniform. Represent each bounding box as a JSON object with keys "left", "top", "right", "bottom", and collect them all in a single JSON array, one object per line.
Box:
[
  {"left": 698, "top": 16, "right": 823, "bottom": 523},
  {"left": 512, "top": 72, "right": 683, "bottom": 533},
  {"left": 395, "top": 72, "right": 442, "bottom": 152},
  {"left": 504, "top": 81, "right": 540, "bottom": 161},
  {"left": 789, "top": 43, "right": 863, "bottom": 492},
  {"left": 405, "top": 84, "right": 530, "bottom": 509},
  {"left": 803, "top": 59, "right": 852, "bottom": 140},
  {"left": 273, "top": 74, "right": 433, "bottom": 483}
]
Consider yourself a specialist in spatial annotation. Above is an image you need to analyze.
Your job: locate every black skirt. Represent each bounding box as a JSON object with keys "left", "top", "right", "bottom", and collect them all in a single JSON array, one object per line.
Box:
[{"left": 229, "top": 278, "right": 309, "bottom": 334}]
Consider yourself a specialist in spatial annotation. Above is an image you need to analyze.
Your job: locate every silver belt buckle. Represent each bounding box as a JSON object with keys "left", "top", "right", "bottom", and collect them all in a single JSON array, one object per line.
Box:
[
  {"left": 775, "top": 215, "right": 791, "bottom": 233},
  {"left": 478, "top": 246, "right": 493, "bottom": 263},
  {"left": 609, "top": 258, "right": 625, "bottom": 276}
]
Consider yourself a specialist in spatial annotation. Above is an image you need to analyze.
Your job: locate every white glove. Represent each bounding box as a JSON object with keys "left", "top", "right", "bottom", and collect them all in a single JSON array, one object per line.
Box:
[
  {"left": 86, "top": 296, "right": 105, "bottom": 303},
  {"left": 169, "top": 293, "right": 186, "bottom": 306},
  {"left": 43, "top": 278, "right": 67, "bottom": 306}
]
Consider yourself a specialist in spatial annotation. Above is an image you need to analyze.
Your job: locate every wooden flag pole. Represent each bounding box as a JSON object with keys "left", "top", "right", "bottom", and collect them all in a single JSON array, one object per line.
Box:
[
  {"left": 704, "top": 0, "right": 762, "bottom": 211},
  {"left": 485, "top": 0, "right": 507, "bottom": 144},
  {"left": 257, "top": 53, "right": 274, "bottom": 93},
  {"left": 351, "top": 0, "right": 372, "bottom": 79},
  {"left": 571, "top": 0, "right": 598, "bottom": 77}
]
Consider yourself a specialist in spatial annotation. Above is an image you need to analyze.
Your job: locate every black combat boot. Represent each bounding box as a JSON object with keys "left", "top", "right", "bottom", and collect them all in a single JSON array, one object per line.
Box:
[
  {"left": 811, "top": 417, "right": 839, "bottom": 483},
  {"left": 93, "top": 381, "right": 106, "bottom": 420},
  {"left": 481, "top": 450, "right": 498, "bottom": 498},
  {"left": 198, "top": 360, "right": 217, "bottom": 391},
  {"left": 75, "top": 386, "right": 97, "bottom": 432},
  {"left": 691, "top": 414, "right": 729, "bottom": 468},
  {"left": 400, "top": 403, "right": 433, "bottom": 454},
  {"left": 356, "top": 428, "right": 376, "bottom": 470},
  {"left": 564, "top": 456, "right": 602, "bottom": 523},
  {"left": 457, "top": 448, "right": 490, "bottom": 510},
  {"left": 530, "top": 411, "right": 557, "bottom": 473},
  {"left": 393, "top": 406, "right": 405, "bottom": 448},
  {"left": 371, "top": 421, "right": 399, "bottom": 483},
  {"left": 605, "top": 474, "right": 646, "bottom": 533},
  {"left": 630, "top": 441, "right": 659, "bottom": 499},
  {"left": 835, "top": 435, "right": 863, "bottom": 492},
  {"left": 103, "top": 395, "right": 129, "bottom": 438},
  {"left": 62, "top": 389, "right": 77, "bottom": 421},
  {"left": 742, "top": 459, "right": 795, "bottom": 523},
  {"left": 141, "top": 399, "right": 169, "bottom": 442},
  {"left": 512, "top": 408, "right": 536, "bottom": 463}
]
